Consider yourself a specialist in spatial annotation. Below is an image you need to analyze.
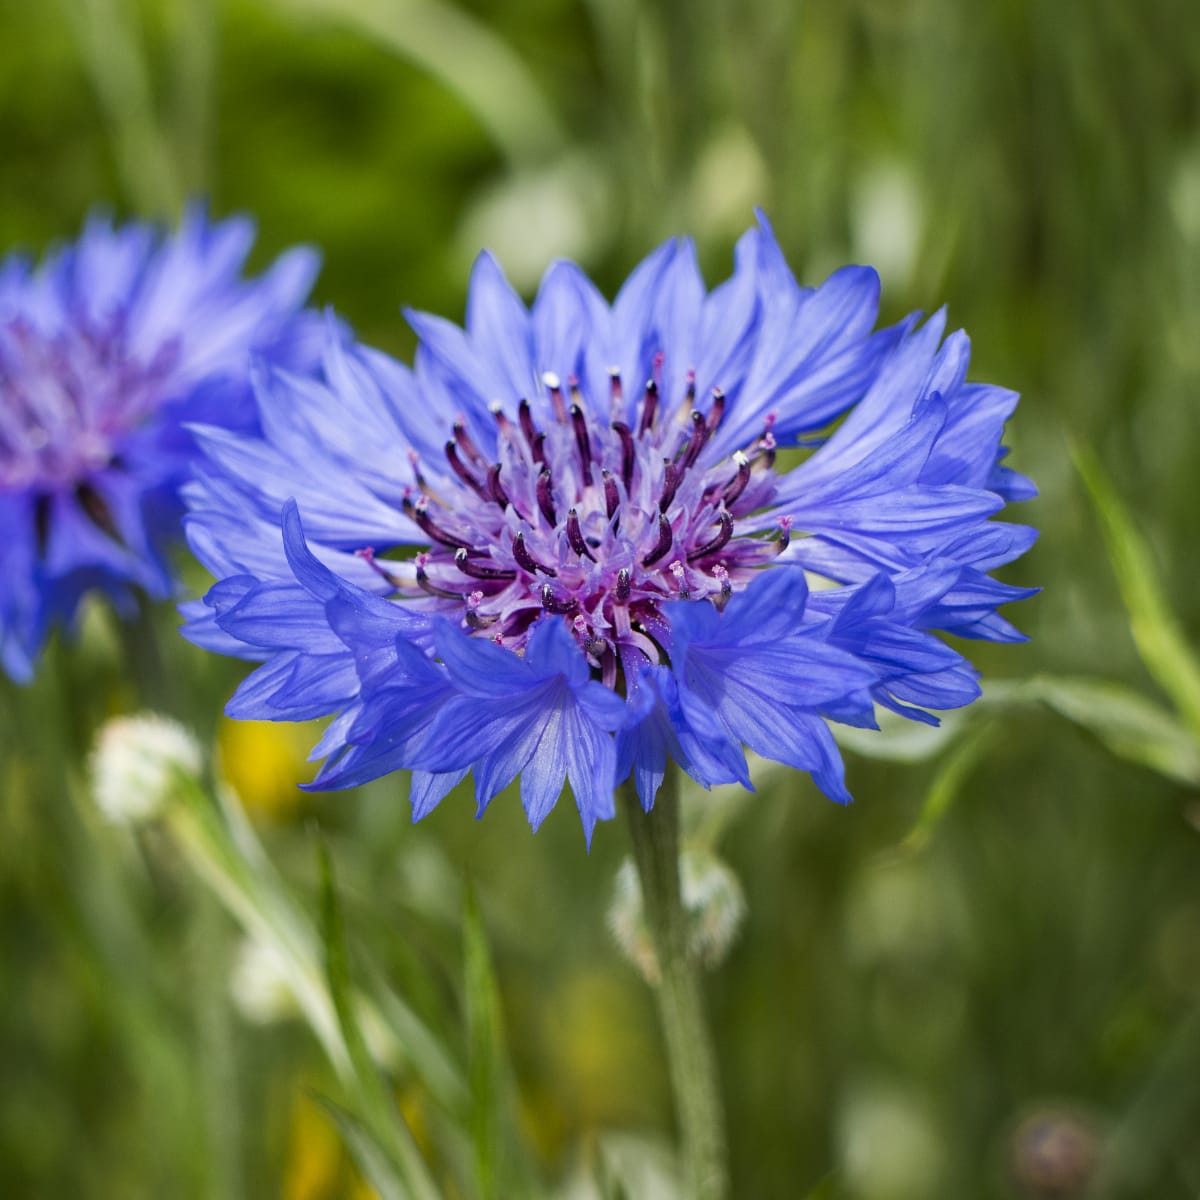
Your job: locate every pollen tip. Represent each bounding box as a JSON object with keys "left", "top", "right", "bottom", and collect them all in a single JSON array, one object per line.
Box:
[{"left": 542, "top": 370, "right": 561, "bottom": 390}]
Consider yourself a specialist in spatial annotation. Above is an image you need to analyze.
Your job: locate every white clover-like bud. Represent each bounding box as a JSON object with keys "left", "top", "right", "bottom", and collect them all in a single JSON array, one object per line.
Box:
[
  {"left": 229, "top": 936, "right": 299, "bottom": 1026},
  {"left": 89, "top": 712, "right": 204, "bottom": 825},
  {"left": 610, "top": 847, "right": 746, "bottom": 984}
]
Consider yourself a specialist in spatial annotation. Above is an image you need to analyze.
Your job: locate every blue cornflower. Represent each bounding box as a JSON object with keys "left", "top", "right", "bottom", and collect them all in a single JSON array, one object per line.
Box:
[
  {"left": 0, "top": 208, "right": 320, "bottom": 681},
  {"left": 184, "top": 213, "right": 1035, "bottom": 840}
]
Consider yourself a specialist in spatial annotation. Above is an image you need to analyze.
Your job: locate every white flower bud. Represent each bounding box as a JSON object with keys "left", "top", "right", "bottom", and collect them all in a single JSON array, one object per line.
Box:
[
  {"left": 89, "top": 712, "right": 203, "bottom": 825},
  {"left": 610, "top": 847, "right": 746, "bottom": 984},
  {"left": 229, "top": 936, "right": 299, "bottom": 1026}
]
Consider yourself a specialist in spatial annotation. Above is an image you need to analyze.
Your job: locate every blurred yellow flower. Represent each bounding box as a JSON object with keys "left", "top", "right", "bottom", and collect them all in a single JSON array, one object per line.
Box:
[{"left": 217, "top": 717, "right": 322, "bottom": 822}]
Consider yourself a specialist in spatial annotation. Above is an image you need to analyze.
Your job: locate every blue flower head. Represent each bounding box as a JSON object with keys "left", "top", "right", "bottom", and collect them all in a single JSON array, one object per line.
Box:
[
  {"left": 184, "top": 214, "right": 1036, "bottom": 841},
  {"left": 0, "top": 208, "right": 320, "bottom": 681}
]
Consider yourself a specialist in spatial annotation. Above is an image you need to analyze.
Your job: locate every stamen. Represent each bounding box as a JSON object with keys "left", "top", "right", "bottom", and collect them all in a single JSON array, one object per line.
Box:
[
  {"left": 540, "top": 583, "right": 576, "bottom": 614},
  {"left": 638, "top": 379, "right": 659, "bottom": 436},
  {"left": 445, "top": 440, "right": 489, "bottom": 498},
  {"left": 723, "top": 450, "right": 751, "bottom": 505},
  {"left": 535, "top": 467, "right": 557, "bottom": 527},
  {"left": 454, "top": 548, "right": 517, "bottom": 581},
  {"left": 569, "top": 404, "right": 592, "bottom": 476},
  {"left": 416, "top": 555, "right": 464, "bottom": 599},
  {"left": 712, "top": 563, "right": 733, "bottom": 610},
  {"left": 684, "top": 369, "right": 696, "bottom": 407},
  {"left": 565, "top": 508, "right": 596, "bottom": 560},
  {"left": 465, "top": 590, "right": 498, "bottom": 629},
  {"left": 404, "top": 496, "right": 475, "bottom": 550},
  {"left": 660, "top": 461, "right": 681, "bottom": 511},
  {"left": 687, "top": 509, "right": 734, "bottom": 560},
  {"left": 601, "top": 469, "right": 619, "bottom": 521},
  {"left": 543, "top": 371, "right": 567, "bottom": 423},
  {"left": 615, "top": 567, "right": 632, "bottom": 601},
  {"left": 612, "top": 421, "right": 635, "bottom": 488},
  {"left": 706, "top": 387, "right": 726, "bottom": 431},
  {"left": 512, "top": 531, "right": 556, "bottom": 577},
  {"left": 485, "top": 463, "right": 509, "bottom": 508},
  {"left": 642, "top": 511, "right": 673, "bottom": 566},
  {"left": 452, "top": 419, "right": 485, "bottom": 467},
  {"left": 680, "top": 409, "right": 710, "bottom": 470},
  {"left": 608, "top": 366, "right": 623, "bottom": 408},
  {"left": 778, "top": 515, "right": 793, "bottom": 548},
  {"left": 531, "top": 431, "right": 547, "bottom": 466},
  {"left": 490, "top": 401, "right": 514, "bottom": 439},
  {"left": 518, "top": 398, "right": 538, "bottom": 447},
  {"left": 355, "top": 546, "right": 404, "bottom": 589},
  {"left": 669, "top": 559, "right": 690, "bottom": 598}
]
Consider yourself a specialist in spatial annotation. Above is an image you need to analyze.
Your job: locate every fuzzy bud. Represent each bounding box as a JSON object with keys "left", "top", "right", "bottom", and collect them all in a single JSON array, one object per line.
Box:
[
  {"left": 610, "top": 846, "right": 746, "bottom": 984},
  {"left": 89, "top": 712, "right": 203, "bottom": 825}
]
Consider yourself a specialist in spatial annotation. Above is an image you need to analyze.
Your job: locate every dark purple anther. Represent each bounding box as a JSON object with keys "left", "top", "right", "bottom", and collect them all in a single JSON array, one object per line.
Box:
[
  {"left": 465, "top": 607, "right": 497, "bottom": 630},
  {"left": 638, "top": 379, "right": 659, "bottom": 436},
  {"left": 612, "top": 421, "right": 635, "bottom": 488},
  {"left": 540, "top": 583, "right": 576, "bottom": 613},
  {"left": 518, "top": 398, "right": 538, "bottom": 447},
  {"left": 608, "top": 366, "right": 623, "bottom": 407},
  {"left": 536, "top": 467, "right": 556, "bottom": 527},
  {"left": 512, "top": 531, "right": 557, "bottom": 577},
  {"left": 544, "top": 372, "right": 568, "bottom": 423},
  {"left": 684, "top": 369, "right": 696, "bottom": 406},
  {"left": 416, "top": 559, "right": 464, "bottom": 599},
  {"left": 680, "top": 409, "right": 710, "bottom": 470},
  {"left": 687, "top": 509, "right": 734, "bottom": 560},
  {"left": 486, "top": 463, "right": 510, "bottom": 508},
  {"left": 530, "top": 431, "right": 547, "bottom": 466},
  {"left": 454, "top": 548, "right": 517, "bottom": 581},
  {"left": 642, "top": 510, "right": 674, "bottom": 566},
  {"left": 404, "top": 496, "right": 476, "bottom": 550},
  {"left": 660, "top": 461, "right": 681, "bottom": 511},
  {"left": 569, "top": 404, "right": 592, "bottom": 476},
  {"left": 706, "top": 387, "right": 726, "bottom": 431},
  {"left": 490, "top": 401, "right": 513, "bottom": 439},
  {"left": 445, "top": 440, "right": 489, "bottom": 498},
  {"left": 452, "top": 419, "right": 485, "bottom": 467},
  {"left": 601, "top": 469, "right": 619, "bottom": 520},
  {"left": 615, "top": 567, "right": 632, "bottom": 602},
  {"left": 723, "top": 451, "right": 751, "bottom": 505},
  {"left": 565, "top": 508, "right": 596, "bottom": 560}
]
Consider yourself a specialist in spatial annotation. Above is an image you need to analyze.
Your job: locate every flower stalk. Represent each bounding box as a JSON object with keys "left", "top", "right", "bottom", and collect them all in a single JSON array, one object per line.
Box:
[{"left": 622, "top": 768, "right": 729, "bottom": 1200}]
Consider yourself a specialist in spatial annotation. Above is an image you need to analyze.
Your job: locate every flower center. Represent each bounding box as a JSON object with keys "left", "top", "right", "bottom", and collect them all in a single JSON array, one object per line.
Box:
[
  {"left": 366, "top": 361, "right": 791, "bottom": 686},
  {"left": 0, "top": 316, "right": 177, "bottom": 492}
]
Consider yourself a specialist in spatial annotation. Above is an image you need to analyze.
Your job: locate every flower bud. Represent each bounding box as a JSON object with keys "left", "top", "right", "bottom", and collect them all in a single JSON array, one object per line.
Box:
[
  {"left": 89, "top": 712, "right": 203, "bottom": 825},
  {"left": 610, "top": 847, "right": 746, "bottom": 984},
  {"left": 229, "top": 936, "right": 299, "bottom": 1026},
  {"left": 1011, "top": 1108, "right": 1100, "bottom": 1198}
]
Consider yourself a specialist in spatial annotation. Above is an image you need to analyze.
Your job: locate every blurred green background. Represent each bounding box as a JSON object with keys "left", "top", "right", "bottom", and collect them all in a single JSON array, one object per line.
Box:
[{"left": 2, "top": 0, "right": 1200, "bottom": 1196}]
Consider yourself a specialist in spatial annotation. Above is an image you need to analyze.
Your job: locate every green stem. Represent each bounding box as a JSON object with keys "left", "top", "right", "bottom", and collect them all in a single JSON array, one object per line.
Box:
[{"left": 621, "top": 768, "right": 730, "bottom": 1200}]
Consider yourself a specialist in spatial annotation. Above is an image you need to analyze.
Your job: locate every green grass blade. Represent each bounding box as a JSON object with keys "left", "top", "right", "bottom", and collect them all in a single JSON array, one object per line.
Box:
[
  {"left": 463, "top": 884, "right": 501, "bottom": 1200},
  {"left": 267, "top": 0, "right": 565, "bottom": 167},
  {"left": 1074, "top": 444, "right": 1200, "bottom": 736},
  {"left": 1023, "top": 675, "right": 1200, "bottom": 786},
  {"left": 318, "top": 842, "right": 442, "bottom": 1200}
]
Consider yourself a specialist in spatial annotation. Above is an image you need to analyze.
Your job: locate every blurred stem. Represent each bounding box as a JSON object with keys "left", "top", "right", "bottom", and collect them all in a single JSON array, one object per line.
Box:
[
  {"left": 622, "top": 768, "right": 729, "bottom": 1200},
  {"left": 60, "top": 0, "right": 181, "bottom": 216}
]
